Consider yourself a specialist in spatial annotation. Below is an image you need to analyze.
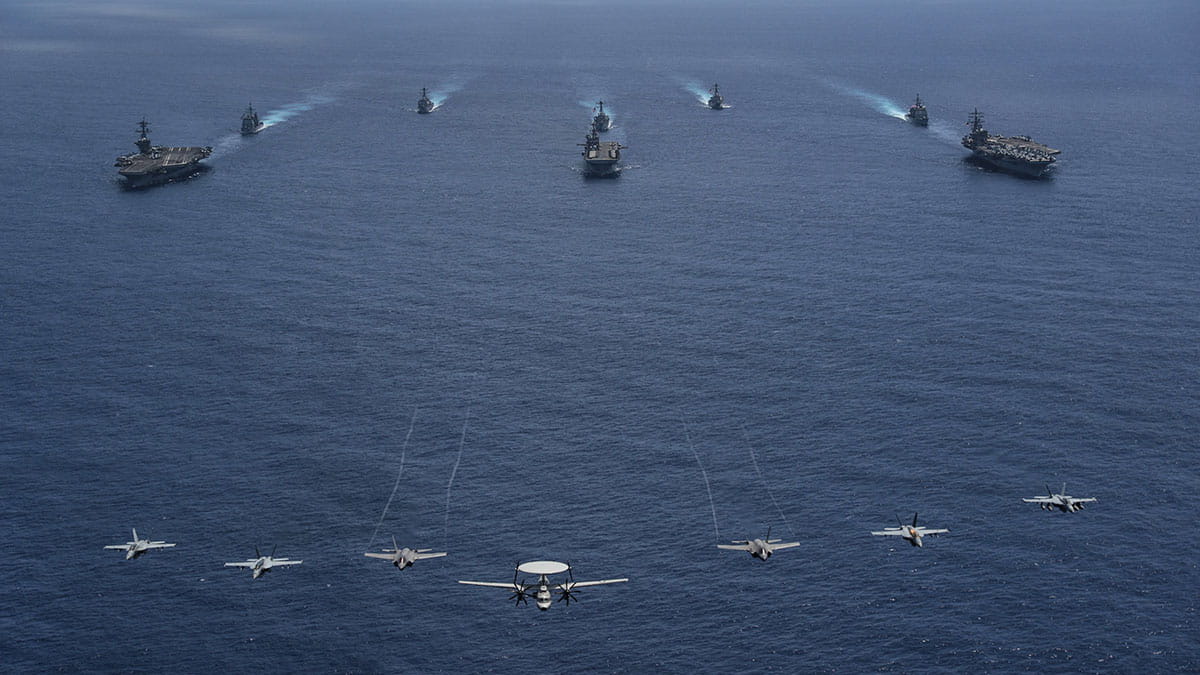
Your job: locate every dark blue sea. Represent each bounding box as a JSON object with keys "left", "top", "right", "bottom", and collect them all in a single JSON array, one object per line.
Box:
[{"left": 2, "top": 0, "right": 1198, "bottom": 671}]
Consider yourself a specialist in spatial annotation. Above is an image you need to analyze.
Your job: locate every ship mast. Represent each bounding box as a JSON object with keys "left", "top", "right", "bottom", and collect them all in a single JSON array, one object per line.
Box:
[
  {"left": 968, "top": 108, "right": 984, "bottom": 134},
  {"left": 135, "top": 118, "right": 152, "bottom": 154}
]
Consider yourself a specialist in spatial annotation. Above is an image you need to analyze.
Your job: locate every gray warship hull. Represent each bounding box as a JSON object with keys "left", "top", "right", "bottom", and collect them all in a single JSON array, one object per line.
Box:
[
  {"left": 967, "top": 151, "right": 1054, "bottom": 177},
  {"left": 583, "top": 140, "right": 622, "bottom": 176},
  {"left": 116, "top": 147, "right": 212, "bottom": 188},
  {"left": 961, "top": 110, "right": 1058, "bottom": 178}
]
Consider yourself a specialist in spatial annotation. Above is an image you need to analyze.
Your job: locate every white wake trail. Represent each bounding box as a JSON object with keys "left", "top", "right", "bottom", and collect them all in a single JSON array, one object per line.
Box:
[
  {"left": 366, "top": 408, "right": 418, "bottom": 548},
  {"left": 685, "top": 424, "right": 721, "bottom": 541},
  {"left": 443, "top": 413, "right": 468, "bottom": 546},
  {"left": 742, "top": 423, "right": 796, "bottom": 538}
]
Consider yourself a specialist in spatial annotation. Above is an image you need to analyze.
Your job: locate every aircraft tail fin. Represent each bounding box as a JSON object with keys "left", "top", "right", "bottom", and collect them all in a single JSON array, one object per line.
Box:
[
  {"left": 912, "top": 512, "right": 919, "bottom": 528},
  {"left": 132, "top": 528, "right": 138, "bottom": 542}
]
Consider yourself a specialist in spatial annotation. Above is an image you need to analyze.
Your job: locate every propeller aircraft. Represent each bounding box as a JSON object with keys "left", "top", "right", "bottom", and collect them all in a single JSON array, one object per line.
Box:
[{"left": 458, "top": 561, "right": 627, "bottom": 611}]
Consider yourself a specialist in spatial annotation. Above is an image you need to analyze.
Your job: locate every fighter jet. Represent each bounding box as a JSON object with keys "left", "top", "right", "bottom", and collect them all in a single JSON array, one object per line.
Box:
[
  {"left": 224, "top": 546, "right": 302, "bottom": 579},
  {"left": 716, "top": 527, "right": 800, "bottom": 560},
  {"left": 871, "top": 513, "right": 948, "bottom": 548},
  {"left": 1023, "top": 483, "right": 1097, "bottom": 513},
  {"left": 364, "top": 536, "right": 447, "bottom": 570},
  {"left": 459, "top": 561, "right": 627, "bottom": 611},
  {"left": 104, "top": 528, "right": 176, "bottom": 560}
]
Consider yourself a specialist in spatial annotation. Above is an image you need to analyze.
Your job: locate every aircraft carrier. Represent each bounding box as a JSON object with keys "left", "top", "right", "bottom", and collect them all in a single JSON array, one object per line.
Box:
[
  {"left": 961, "top": 109, "right": 1059, "bottom": 177},
  {"left": 114, "top": 119, "right": 212, "bottom": 188},
  {"left": 579, "top": 129, "right": 624, "bottom": 176}
]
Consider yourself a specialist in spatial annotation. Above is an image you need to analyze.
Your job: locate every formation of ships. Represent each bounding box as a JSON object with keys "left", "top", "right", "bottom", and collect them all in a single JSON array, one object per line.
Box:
[{"left": 113, "top": 87, "right": 1062, "bottom": 187}]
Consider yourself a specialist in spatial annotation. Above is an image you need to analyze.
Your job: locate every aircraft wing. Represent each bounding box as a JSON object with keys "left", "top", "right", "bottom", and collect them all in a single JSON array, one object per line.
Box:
[
  {"left": 1022, "top": 497, "right": 1054, "bottom": 503},
  {"left": 364, "top": 553, "right": 396, "bottom": 560},
  {"left": 916, "top": 528, "right": 948, "bottom": 536},
  {"left": 567, "top": 578, "right": 629, "bottom": 588},
  {"left": 870, "top": 529, "right": 907, "bottom": 536},
  {"left": 770, "top": 542, "right": 801, "bottom": 550},
  {"left": 104, "top": 545, "right": 132, "bottom": 550},
  {"left": 224, "top": 561, "right": 256, "bottom": 568},
  {"left": 717, "top": 544, "right": 752, "bottom": 551},
  {"left": 414, "top": 552, "right": 447, "bottom": 560},
  {"left": 271, "top": 559, "right": 302, "bottom": 566},
  {"left": 1071, "top": 498, "right": 1097, "bottom": 503},
  {"left": 458, "top": 581, "right": 523, "bottom": 590},
  {"left": 144, "top": 543, "right": 176, "bottom": 549}
]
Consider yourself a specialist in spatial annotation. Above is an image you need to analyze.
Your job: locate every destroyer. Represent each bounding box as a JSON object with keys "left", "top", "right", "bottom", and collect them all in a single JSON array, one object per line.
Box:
[
  {"left": 113, "top": 119, "right": 212, "bottom": 188},
  {"left": 708, "top": 83, "right": 725, "bottom": 110},
  {"left": 905, "top": 94, "right": 928, "bottom": 126},
  {"left": 417, "top": 88, "right": 434, "bottom": 114},
  {"left": 240, "top": 103, "right": 264, "bottom": 135},
  {"left": 579, "top": 129, "right": 624, "bottom": 176},
  {"left": 591, "top": 101, "right": 612, "bottom": 132},
  {"left": 961, "top": 109, "right": 1059, "bottom": 177}
]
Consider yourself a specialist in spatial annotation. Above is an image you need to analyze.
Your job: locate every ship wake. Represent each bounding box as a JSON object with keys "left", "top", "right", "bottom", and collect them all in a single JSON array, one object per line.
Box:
[
  {"left": 260, "top": 93, "right": 335, "bottom": 128},
  {"left": 680, "top": 79, "right": 713, "bottom": 106},
  {"left": 429, "top": 80, "right": 466, "bottom": 108},
  {"left": 829, "top": 82, "right": 906, "bottom": 120}
]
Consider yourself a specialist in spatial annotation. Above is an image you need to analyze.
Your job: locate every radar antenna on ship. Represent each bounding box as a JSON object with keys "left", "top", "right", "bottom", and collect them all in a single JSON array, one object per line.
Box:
[
  {"left": 967, "top": 108, "right": 985, "bottom": 132},
  {"left": 135, "top": 118, "right": 152, "bottom": 154}
]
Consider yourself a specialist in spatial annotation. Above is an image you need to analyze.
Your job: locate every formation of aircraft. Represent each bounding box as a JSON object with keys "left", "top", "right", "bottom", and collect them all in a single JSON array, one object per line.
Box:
[
  {"left": 103, "top": 480, "right": 1095, "bottom": 606},
  {"left": 717, "top": 527, "right": 800, "bottom": 560},
  {"left": 1022, "top": 484, "right": 1097, "bottom": 512},
  {"left": 104, "top": 528, "right": 176, "bottom": 560},
  {"left": 224, "top": 546, "right": 303, "bottom": 579},
  {"left": 458, "top": 561, "right": 628, "bottom": 611},
  {"left": 364, "top": 536, "right": 447, "bottom": 569},
  {"left": 871, "top": 513, "right": 949, "bottom": 548}
]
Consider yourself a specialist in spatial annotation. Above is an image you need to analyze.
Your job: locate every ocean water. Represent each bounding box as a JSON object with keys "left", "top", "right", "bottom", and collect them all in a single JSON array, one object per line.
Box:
[{"left": 1, "top": 0, "right": 1198, "bottom": 671}]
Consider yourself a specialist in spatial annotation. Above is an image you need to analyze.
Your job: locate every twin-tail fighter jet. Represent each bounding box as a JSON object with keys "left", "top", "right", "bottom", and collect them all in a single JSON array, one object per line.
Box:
[
  {"left": 716, "top": 527, "right": 800, "bottom": 560},
  {"left": 871, "top": 513, "right": 948, "bottom": 548},
  {"left": 224, "top": 546, "right": 303, "bottom": 579},
  {"left": 104, "top": 528, "right": 176, "bottom": 560},
  {"left": 1023, "top": 484, "right": 1097, "bottom": 513},
  {"left": 459, "top": 561, "right": 627, "bottom": 611},
  {"left": 364, "top": 536, "right": 447, "bottom": 570}
]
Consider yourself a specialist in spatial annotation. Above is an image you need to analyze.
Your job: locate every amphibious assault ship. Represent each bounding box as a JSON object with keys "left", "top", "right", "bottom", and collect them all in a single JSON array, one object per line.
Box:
[
  {"left": 114, "top": 119, "right": 212, "bottom": 188},
  {"left": 708, "top": 84, "right": 725, "bottom": 110},
  {"left": 591, "top": 101, "right": 612, "bottom": 132},
  {"left": 417, "top": 88, "right": 434, "bottom": 114},
  {"left": 240, "top": 103, "right": 264, "bottom": 135},
  {"left": 961, "top": 109, "right": 1059, "bottom": 177},
  {"left": 905, "top": 94, "right": 928, "bottom": 126},
  {"left": 579, "top": 129, "right": 625, "bottom": 176}
]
